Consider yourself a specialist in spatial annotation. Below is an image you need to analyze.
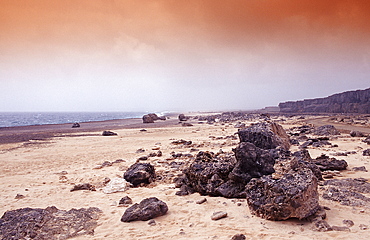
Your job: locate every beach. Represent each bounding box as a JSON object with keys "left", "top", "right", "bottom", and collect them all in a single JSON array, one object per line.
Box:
[{"left": 1, "top": 113, "right": 370, "bottom": 239}]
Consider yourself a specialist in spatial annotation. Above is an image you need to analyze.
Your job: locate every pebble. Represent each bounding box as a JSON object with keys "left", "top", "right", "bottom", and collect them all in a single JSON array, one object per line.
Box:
[
  {"left": 359, "top": 224, "right": 368, "bottom": 230},
  {"left": 343, "top": 220, "right": 354, "bottom": 227},
  {"left": 148, "top": 219, "right": 156, "bottom": 226},
  {"left": 211, "top": 211, "right": 228, "bottom": 220},
  {"left": 196, "top": 198, "right": 207, "bottom": 204}
]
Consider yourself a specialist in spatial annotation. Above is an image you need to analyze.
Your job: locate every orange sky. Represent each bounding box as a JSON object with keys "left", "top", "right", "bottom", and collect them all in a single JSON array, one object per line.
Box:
[{"left": 1, "top": 0, "right": 370, "bottom": 111}]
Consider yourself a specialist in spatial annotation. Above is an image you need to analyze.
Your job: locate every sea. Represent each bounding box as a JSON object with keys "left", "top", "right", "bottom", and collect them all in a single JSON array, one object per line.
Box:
[{"left": 0, "top": 112, "right": 148, "bottom": 128}]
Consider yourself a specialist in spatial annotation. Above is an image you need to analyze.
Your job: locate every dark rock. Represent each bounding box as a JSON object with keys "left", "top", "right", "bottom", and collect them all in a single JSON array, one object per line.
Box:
[
  {"left": 231, "top": 234, "right": 246, "bottom": 240},
  {"left": 138, "top": 156, "right": 148, "bottom": 161},
  {"left": 178, "top": 114, "right": 188, "bottom": 121},
  {"left": 313, "top": 220, "right": 333, "bottom": 232},
  {"left": 120, "top": 197, "right": 168, "bottom": 222},
  {"left": 323, "top": 178, "right": 370, "bottom": 193},
  {"left": 343, "top": 219, "right": 354, "bottom": 227},
  {"left": 182, "top": 122, "right": 193, "bottom": 127},
  {"left": 363, "top": 136, "right": 370, "bottom": 145},
  {"left": 312, "top": 154, "right": 348, "bottom": 171},
  {"left": 119, "top": 196, "right": 133, "bottom": 206},
  {"left": 237, "top": 122, "right": 291, "bottom": 150},
  {"left": 230, "top": 142, "right": 275, "bottom": 184},
  {"left": 196, "top": 198, "right": 207, "bottom": 204},
  {"left": 314, "top": 125, "right": 340, "bottom": 136},
  {"left": 14, "top": 194, "right": 25, "bottom": 199},
  {"left": 70, "top": 183, "right": 96, "bottom": 192},
  {"left": 322, "top": 187, "right": 370, "bottom": 207},
  {"left": 0, "top": 206, "right": 101, "bottom": 239},
  {"left": 292, "top": 150, "right": 323, "bottom": 180},
  {"left": 72, "top": 122, "right": 80, "bottom": 128},
  {"left": 363, "top": 149, "right": 370, "bottom": 156},
  {"left": 140, "top": 129, "right": 147, "bottom": 132},
  {"left": 279, "top": 88, "right": 370, "bottom": 114},
  {"left": 350, "top": 131, "right": 365, "bottom": 137},
  {"left": 245, "top": 168, "right": 320, "bottom": 220},
  {"left": 171, "top": 139, "right": 192, "bottom": 145},
  {"left": 148, "top": 219, "right": 157, "bottom": 226},
  {"left": 142, "top": 114, "right": 155, "bottom": 123},
  {"left": 352, "top": 166, "right": 368, "bottom": 172},
  {"left": 123, "top": 163, "right": 156, "bottom": 187},
  {"left": 102, "top": 130, "right": 118, "bottom": 136}
]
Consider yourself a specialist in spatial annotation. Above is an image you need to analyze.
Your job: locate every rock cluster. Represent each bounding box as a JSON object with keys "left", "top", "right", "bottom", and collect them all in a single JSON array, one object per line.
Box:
[{"left": 0, "top": 206, "right": 102, "bottom": 239}]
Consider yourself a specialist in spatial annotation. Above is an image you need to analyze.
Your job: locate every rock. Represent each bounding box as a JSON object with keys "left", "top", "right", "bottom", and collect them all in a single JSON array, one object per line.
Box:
[
  {"left": 350, "top": 131, "right": 365, "bottom": 137},
  {"left": 279, "top": 88, "right": 370, "bottom": 114},
  {"left": 230, "top": 142, "right": 276, "bottom": 184},
  {"left": 363, "top": 149, "right": 370, "bottom": 156},
  {"left": 102, "top": 178, "right": 130, "bottom": 194},
  {"left": 178, "top": 114, "right": 188, "bottom": 121},
  {"left": 119, "top": 196, "right": 133, "bottom": 206},
  {"left": 313, "top": 220, "right": 333, "bottom": 232},
  {"left": 0, "top": 206, "right": 102, "bottom": 239},
  {"left": 237, "top": 122, "right": 291, "bottom": 151},
  {"left": 171, "top": 139, "right": 192, "bottom": 145},
  {"left": 72, "top": 122, "right": 80, "bottom": 128},
  {"left": 314, "top": 125, "right": 340, "bottom": 136},
  {"left": 363, "top": 136, "right": 370, "bottom": 145},
  {"left": 70, "top": 183, "right": 96, "bottom": 192},
  {"left": 14, "top": 194, "right": 25, "bottom": 199},
  {"left": 292, "top": 150, "right": 323, "bottom": 180},
  {"left": 121, "top": 197, "right": 168, "bottom": 222},
  {"left": 359, "top": 224, "right": 368, "bottom": 230},
  {"left": 231, "top": 234, "right": 246, "bottom": 240},
  {"left": 211, "top": 211, "right": 227, "bottom": 220},
  {"left": 142, "top": 114, "right": 155, "bottom": 123},
  {"left": 323, "top": 178, "right": 370, "bottom": 193},
  {"left": 196, "top": 198, "right": 207, "bottom": 204},
  {"left": 123, "top": 163, "right": 156, "bottom": 187},
  {"left": 245, "top": 168, "right": 320, "bottom": 220},
  {"left": 140, "top": 129, "right": 147, "bottom": 132},
  {"left": 148, "top": 219, "right": 157, "bottom": 226},
  {"left": 182, "top": 122, "right": 193, "bottom": 127},
  {"left": 352, "top": 166, "right": 368, "bottom": 172},
  {"left": 343, "top": 219, "right": 354, "bottom": 227},
  {"left": 312, "top": 154, "right": 348, "bottom": 171},
  {"left": 102, "top": 130, "right": 118, "bottom": 136}
]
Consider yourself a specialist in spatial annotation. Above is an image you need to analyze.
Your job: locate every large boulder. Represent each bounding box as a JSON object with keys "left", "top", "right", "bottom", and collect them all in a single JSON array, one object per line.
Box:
[
  {"left": 121, "top": 197, "right": 168, "bottom": 222},
  {"left": 245, "top": 167, "right": 320, "bottom": 220},
  {"left": 237, "top": 122, "right": 291, "bottom": 151},
  {"left": 142, "top": 114, "right": 155, "bottom": 123},
  {"left": 123, "top": 163, "right": 156, "bottom": 187}
]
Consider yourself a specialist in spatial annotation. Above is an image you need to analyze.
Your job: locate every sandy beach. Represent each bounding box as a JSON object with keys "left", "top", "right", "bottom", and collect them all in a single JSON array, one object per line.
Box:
[{"left": 1, "top": 114, "right": 370, "bottom": 239}]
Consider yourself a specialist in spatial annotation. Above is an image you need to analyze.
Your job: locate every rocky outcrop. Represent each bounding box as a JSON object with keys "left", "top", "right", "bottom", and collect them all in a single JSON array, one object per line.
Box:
[
  {"left": 245, "top": 167, "right": 320, "bottom": 220},
  {"left": 123, "top": 163, "right": 156, "bottom": 187},
  {"left": 237, "top": 122, "right": 291, "bottom": 151},
  {"left": 0, "top": 206, "right": 102, "bottom": 239},
  {"left": 279, "top": 88, "right": 370, "bottom": 114},
  {"left": 121, "top": 197, "right": 168, "bottom": 222}
]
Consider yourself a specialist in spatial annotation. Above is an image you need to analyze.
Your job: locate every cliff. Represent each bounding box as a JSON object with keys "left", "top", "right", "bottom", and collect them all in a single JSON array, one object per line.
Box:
[{"left": 279, "top": 88, "right": 370, "bottom": 114}]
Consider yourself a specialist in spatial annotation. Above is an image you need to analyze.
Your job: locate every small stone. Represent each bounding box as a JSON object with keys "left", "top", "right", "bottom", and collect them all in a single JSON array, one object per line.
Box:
[
  {"left": 196, "top": 198, "right": 207, "bottom": 204},
  {"left": 15, "top": 194, "right": 25, "bottom": 199},
  {"left": 359, "top": 224, "right": 368, "bottom": 230},
  {"left": 211, "top": 211, "right": 228, "bottom": 220},
  {"left": 313, "top": 220, "right": 332, "bottom": 232},
  {"left": 343, "top": 220, "right": 354, "bottom": 227},
  {"left": 102, "top": 130, "right": 118, "bottom": 136},
  {"left": 331, "top": 226, "right": 350, "bottom": 231},
  {"left": 231, "top": 234, "right": 246, "bottom": 240},
  {"left": 148, "top": 219, "right": 156, "bottom": 226},
  {"left": 119, "top": 196, "right": 133, "bottom": 206},
  {"left": 70, "top": 183, "right": 96, "bottom": 192}
]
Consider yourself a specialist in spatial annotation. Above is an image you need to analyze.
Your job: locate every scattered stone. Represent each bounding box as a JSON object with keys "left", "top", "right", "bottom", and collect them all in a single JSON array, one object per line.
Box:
[
  {"left": 196, "top": 198, "right": 207, "bottom": 204},
  {"left": 102, "top": 130, "right": 118, "bottom": 136},
  {"left": 123, "top": 163, "right": 156, "bottom": 187},
  {"left": 343, "top": 219, "right": 354, "bottom": 227},
  {"left": 363, "top": 149, "right": 370, "bottom": 156},
  {"left": 72, "top": 122, "right": 80, "bottom": 128},
  {"left": 352, "top": 166, "right": 368, "bottom": 172},
  {"left": 312, "top": 154, "right": 347, "bottom": 171},
  {"left": 93, "top": 161, "right": 113, "bottom": 169},
  {"left": 331, "top": 226, "right": 350, "bottom": 231},
  {"left": 102, "top": 178, "right": 130, "bottom": 194},
  {"left": 314, "top": 125, "right": 340, "bottom": 136},
  {"left": 182, "top": 122, "right": 193, "bottom": 127},
  {"left": 245, "top": 168, "right": 320, "bottom": 221},
  {"left": 359, "top": 224, "right": 368, "bottom": 230},
  {"left": 363, "top": 136, "right": 370, "bottom": 145},
  {"left": 70, "top": 183, "right": 96, "bottom": 192},
  {"left": 350, "top": 131, "right": 365, "bottom": 137},
  {"left": 211, "top": 211, "right": 228, "bottom": 220},
  {"left": 313, "top": 220, "right": 333, "bottom": 232},
  {"left": 231, "top": 234, "right": 246, "bottom": 240},
  {"left": 138, "top": 156, "right": 148, "bottom": 161},
  {"left": 171, "top": 139, "right": 192, "bottom": 145},
  {"left": 136, "top": 148, "right": 146, "bottom": 153},
  {"left": 148, "top": 219, "right": 157, "bottom": 226},
  {"left": 0, "top": 206, "right": 102, "bottom": 239},
  {"left": 119, "top": 196, "right": 133, "bottom": 206},
  {"left": 121, "top": 197, "right": 168, "bottom": 222},
  {"left": 14, "top": 194, "right": 25, "bottom": 199},
  {"left": 178, "top": 114, "right": 188, "bottom": 121}
]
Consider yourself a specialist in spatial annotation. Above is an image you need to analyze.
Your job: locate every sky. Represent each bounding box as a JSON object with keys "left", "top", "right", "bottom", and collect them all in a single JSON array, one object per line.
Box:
[{"left": 1, "top": 0, "right": 370, "bottom": 112}]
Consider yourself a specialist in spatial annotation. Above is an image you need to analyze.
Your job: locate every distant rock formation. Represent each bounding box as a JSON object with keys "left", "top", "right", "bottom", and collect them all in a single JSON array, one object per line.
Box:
[{"left": 279, "top": 88, "right": 370, "bottom": 114}]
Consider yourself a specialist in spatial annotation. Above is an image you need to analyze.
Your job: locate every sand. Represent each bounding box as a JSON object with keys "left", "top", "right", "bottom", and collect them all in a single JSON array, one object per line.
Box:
[{"left": 1, "top": 115, "right": 370, "bottom": 239}]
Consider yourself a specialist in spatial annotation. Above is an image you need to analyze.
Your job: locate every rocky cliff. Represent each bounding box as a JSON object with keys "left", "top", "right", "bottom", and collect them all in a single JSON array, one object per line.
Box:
[{"left": 279, "top": 88, "right": 370, "bottom": 114}]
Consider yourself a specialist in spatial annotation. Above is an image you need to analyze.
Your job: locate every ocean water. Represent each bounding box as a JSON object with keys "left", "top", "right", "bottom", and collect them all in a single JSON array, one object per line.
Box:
[{"left": 0, "top": 112, "right": 147, "bottom": 128}]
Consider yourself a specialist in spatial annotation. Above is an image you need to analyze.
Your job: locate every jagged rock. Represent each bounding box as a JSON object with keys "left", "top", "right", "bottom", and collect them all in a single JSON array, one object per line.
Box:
[
  {"left": 245, "top": 168, "right": 320, "bottom": 220},
  {"left": 279, "top": 88, "right": 370, "bottom": 114},
  {"left": 70, "top": 183, "right": 96, "bottom": 192},
  {"left": 312, "top": 154, "right": 347, "bottom": 171},
  {"left": 237, "top": 122, "right": 291, "bottom": 150},
  {"left": 363, "top": 136, "right": 370, "bottom": 145},
  {"left": 352, "top": 166, "right": 367, "bottom": 172},
  {"left": 102, "top": 130, "right": 118, "bottom": 136},
  {"left": 123, "top": 163, "right": 156, "bottom": 187},
  {"left": 363, "top": 149, "right": 370, "bottom": 156},
  {"left": 120, "top": 197, "right": 168, "bottom": 222},
  {"left": 171, "top": 139, "right": 192, "bottom": 145},
  {"left": 230, "top": 142, "right": 276, "bottom": 184},
  {"left": 72, "top": 122, "right": 80, "bottom": 128},
  {"left": 0, "top": 206, "right": 102, "bottom": 239},
  {"left": 291, "top": 150, "right": 323, "bottom": 180},
  {"left": 119, "top": 196, "right": 133, "bottom": 206},
  {"left": 102, "top": 178, "right": 130, "bottom": 194},
  {"left": 350, "top": 131, "right": 365, "bottom": 137},
  {"left": 314, "top": 125, "right": 340, "bottom": 136}
]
